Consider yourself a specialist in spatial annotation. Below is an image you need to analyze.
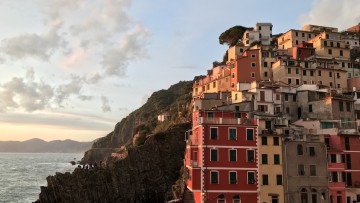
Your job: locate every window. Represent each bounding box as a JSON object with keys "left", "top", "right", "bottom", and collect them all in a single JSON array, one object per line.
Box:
[
  {"left": 233, "top": 195, "right": 240, "bottom": 203},
  {"left": 262, "top": 136, "right": 267, "bottom": 145},
  {"left": 231, "top": 73, "right": 235, "bottom": 78},
  {"left": 339, "top": 101, "right": 343, "bottom": 111},
  {"left": 309, "top": 104, "right": 313, "bottom": 112},
  {"left": 301, "top": 188, "right": 308, "bottom": 203},
  {"left": 262, "top": 174, "right": 268, "bottom": 185},
  {"left": 286, "top": 107, "right": 290, "bottom": 113},
  {"left": 251, "top": 54, "right": 256, "bottom": 58},
  {"left": 262, "top": 154, "right": 268, "bottom": 164},
  {"left": 302, "top": 33, "right": 305, "bottom": 37},
  {"left": 296, "top": 68, "right": 299, "bottom": 74},
  {"left": 296, "top": 40, "right": 299, "bottom": 45},
  {"left": 329, "top": 72, "right": 332, "bottom": 77},
  {"left": 346, "top": 102, "right": 350, "bottom": 112},
  {"left": 251, "top": 72, "right": 255, "bottom": 78},
  {"left": 288, "top": 78, "right": 292, "bottom": 84},
  {"left": 207, "top": 112, "right": 214, "bottom": 118},
  {"left": 298, "top": 164, "right": 305, "bottom": 175},
  {"left": 330, "top": 82, "right": 333, "bottom": 87},
  {"left": 296, "top": 79, "right": 300, "bottom": 85},
  {"left": 210, "top": 149, "right": 218, "bottom": 161},
  {"left": 288, "top": 68, "right": 291, "bottom": 74},
  {"left": 297, "top": 144, "right": 303, "bottom": 155},
  {"left": 229, "top": 128, "right": 237, "bottom": 140},
  {"left": 276, "top": 175, "right": 282, "bottom": 185},
  {"left": 293, "top": 94, "right": 296, "bottom": 102},
  {"left": 330, "top": 41, "right": 334, "bottom": 47},
  {"left": 296, "top": 32, "right": 298, "bottom": 37},
  {"left": 259, "top": 26, "right": 261, "bottom": 30},
  {"left": 247, "top": 172, "right": 255, "bottom": 184},
  {"left": 337, "top": 72, "right": 340, "bottom": 78},
  {"left": 310, "top": 70, "right": 314, "bottom": 76},
  {"left": 273, "top": 137, "right": 279, "bottom": 146},
  {"left": 274, "top": 154, "right": 280, "bottom": 165},
  {"left": 211, "top": 171, "right": 219, "bottom": 184},
  {"left": 340, "top": 50, "right": 343, "bottom": 56},
  {"left": 229, "top": 171, "right": 237, "bottom": 184},
  {"left": 246, "top": 129, "right": 254, "bottom": 141},
  {"left": 303, "top": 70, "right": 307, "bottom": 76},
  {"left": 247, "top": 150, "right": 255, "bottom": 162},
  {"left": 310, "top": 165, "right": 317, "bottom": 176},
  {"left": 285, "top": 94, "right": 289, "bottom": 101},
  {"left": 210, "top": 127, "right": 218, "bottom": 140},
  {"left": 324, "top": 41, "right": 328, "bottom": 46},
  {"left": 309, "top": 147, "right": 316, "bottom": 156},
  {"left": 264, "top": 71, "right": 268, "bottom": 77},
  {"left": 264, "top": 62, "right": 268, "bottom": 67},
  {"left": 308, "top": 34, "right": 311, "bottom": 38},
  {"left": 341, "top": 117, "right": 345, "bottom": 127},
  {"left": 251, "top": 62, "right": 256, "bottom": 67},
  {"left": 229, "top": 149, "right": 237, "bottom": 162},
  {"left": 318, "top": 70, "right": 321, "bottom": 76},
  {"left": 328, "top": 49, "right": 332, "bottom": 55}
]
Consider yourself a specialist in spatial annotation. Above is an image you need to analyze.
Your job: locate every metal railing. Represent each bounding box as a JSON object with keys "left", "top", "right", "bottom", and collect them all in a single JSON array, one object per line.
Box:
[{"left": 198, "top": 117, "right": 257, "bottom": 125}]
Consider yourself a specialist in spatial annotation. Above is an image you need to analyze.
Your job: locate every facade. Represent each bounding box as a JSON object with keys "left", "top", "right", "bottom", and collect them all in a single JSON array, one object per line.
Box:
[
  {"left": 185, "top": 99, "right": 258, "bottom": 203},
  {"left": 242, "top": 23, "right": 273, "bottom": 46},
  {"left": 283, "top": 133, "right": 329, "bottom": 203},
  {"left": 229, "top": 49, "right": 261, "bottom": 91},
  {"left": 277, "top": 29, "right": 317, "bottom": 50}
]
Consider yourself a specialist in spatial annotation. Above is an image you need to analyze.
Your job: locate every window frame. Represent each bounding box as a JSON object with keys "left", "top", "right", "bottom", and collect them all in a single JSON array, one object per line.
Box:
[
  {"left": 210, "top": 127, "right": 218, "bottom": 140},
  {"left": 210, "top": 148, "right": 218, "bottom": 162},
  {"left": 229, "top": 149, "right": 237, "bottom": 162},
  {"left": 228, "top": 128, "right": 237, "bottom": 140},
  {"left": 247, "top": 171, "right": 256, "bottom": 184},
  {"left": 246, "top": 128, "right": 254, "bottom": 141},
  {"left": 229, "top": 171, "right": 237, "bottom": 184},
  {"left": 211, "top": 171, "right": 219, "bottom": 184}
]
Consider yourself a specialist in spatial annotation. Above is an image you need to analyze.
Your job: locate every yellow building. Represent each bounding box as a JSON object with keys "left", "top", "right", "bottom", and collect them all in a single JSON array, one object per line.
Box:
[
  {"left": 257, "top": 118, "right": 285, "bottom": 203},
  {"left": 272, "top": 59, "right": 348, "bottom": 88},
  {"left": 192, "top": 65, "right": 231, "bottom": 97},
  {"left": 277, "top": 29, "right": 317, "bottom": 50},
  {"left": 227, "top": 45, "right": 247, "bottom": 61}
]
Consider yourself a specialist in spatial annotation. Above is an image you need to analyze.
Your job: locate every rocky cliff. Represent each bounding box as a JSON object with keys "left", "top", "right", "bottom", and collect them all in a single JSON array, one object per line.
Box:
[
  {"left": 36, "top": 123, "right": 191, "bottom": 203},
  {"left": 81, "top": 80, "right": 193, "bottom": 163}
]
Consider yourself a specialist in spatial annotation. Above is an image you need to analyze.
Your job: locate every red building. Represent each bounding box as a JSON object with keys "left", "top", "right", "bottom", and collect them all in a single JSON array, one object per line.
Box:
[
  {"left": 290, "top": 42, "right": 315, "bottom": 60},
  {"left": 325, "top": 133, "right": 360, "bottom": 203},
  {"left": 229, "top": 49, "right": 261, "bottom": 91},
  {"left": 185, "top": 102, "right": 258, "bottom": 203}
]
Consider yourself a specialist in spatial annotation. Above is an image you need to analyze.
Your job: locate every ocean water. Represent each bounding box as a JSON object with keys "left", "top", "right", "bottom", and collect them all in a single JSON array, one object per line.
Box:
[{"left": 0, "top": 153, "right": 83, "bottom": 203}]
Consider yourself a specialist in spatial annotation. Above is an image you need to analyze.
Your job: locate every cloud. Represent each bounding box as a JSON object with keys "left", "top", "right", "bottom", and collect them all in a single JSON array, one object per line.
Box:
[
  {"left": 101, "top": 96, "right": 111, "bottom": 112},
  {"left": 298, "top": 0, "right": 360, "bottom": 30},
  {"left": 0, "top": 69, "right": 54, "bottom": 112},
  {"left": 0, "top": 21, "right": 65, "bottom": 60}
]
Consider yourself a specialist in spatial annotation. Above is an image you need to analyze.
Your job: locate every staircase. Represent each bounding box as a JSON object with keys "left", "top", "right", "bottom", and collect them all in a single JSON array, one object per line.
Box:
[{"left": 182, "top": 188, "right": 195, "bottom": 203}]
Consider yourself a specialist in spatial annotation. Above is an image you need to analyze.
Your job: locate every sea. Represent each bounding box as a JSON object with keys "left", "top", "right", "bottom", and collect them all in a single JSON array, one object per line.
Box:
[{"left": 0, "top": 153, "right": 83, "bottom": 203}]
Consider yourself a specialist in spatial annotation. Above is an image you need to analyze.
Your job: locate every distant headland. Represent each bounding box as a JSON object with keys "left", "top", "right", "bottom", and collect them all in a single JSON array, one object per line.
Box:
[{"left": 0, "top": 138, "right": 92, "bottom": 153}]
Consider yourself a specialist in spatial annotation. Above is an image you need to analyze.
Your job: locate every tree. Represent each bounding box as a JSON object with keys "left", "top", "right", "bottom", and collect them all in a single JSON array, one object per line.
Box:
[{"left": 219, "top": 25, "right": 249, "bottom": 47}]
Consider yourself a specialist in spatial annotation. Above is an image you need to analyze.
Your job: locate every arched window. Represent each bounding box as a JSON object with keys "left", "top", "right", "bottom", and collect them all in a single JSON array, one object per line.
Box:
[
  {"left": 217, "top": 194, "right": 225, "bottom": 203},
  {"left": 297, "top": 144, "right": 304, "bottom": 155},
  {"left": 233, "top": 195, "right": 240, "bottom": 203},
  {"left": 301, "top": 188, "right": 308, "bottom": 203},
  {"left": 311, "top": 189, "right": 317, "bottom": 203}
]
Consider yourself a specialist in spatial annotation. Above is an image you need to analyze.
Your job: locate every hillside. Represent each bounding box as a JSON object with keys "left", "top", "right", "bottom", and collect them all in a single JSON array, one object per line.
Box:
[
  {"left": 82, "top": 80, "right": 193, "bottom": 163},
  {"left": 0, "top": 138, "right": 92, "bottom": 153}
]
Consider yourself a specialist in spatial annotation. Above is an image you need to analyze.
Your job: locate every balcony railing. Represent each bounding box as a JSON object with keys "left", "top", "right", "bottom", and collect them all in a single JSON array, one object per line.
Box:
[
  {"left": 198, "top": 117, "right": 257, "bottom": 126},
  {"left": 190, "top": 160, "right": 199, "bottom": 167}
]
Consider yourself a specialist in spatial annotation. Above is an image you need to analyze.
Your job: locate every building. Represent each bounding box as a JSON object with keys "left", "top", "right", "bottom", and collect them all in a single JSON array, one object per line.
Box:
[
  {"left": 277, "top": 29, "right": 318, "bottom": 50},
  {"left": 283, "top": 130, "right": 329, "bottom": 203},
  {"left": 185, "top": 98, "right": 258, "bottom": 203},
  {"left": 242, "top": 23, "right": 273, "bottom": 46}
]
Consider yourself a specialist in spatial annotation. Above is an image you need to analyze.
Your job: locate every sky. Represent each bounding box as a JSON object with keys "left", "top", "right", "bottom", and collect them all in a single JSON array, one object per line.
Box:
[{"left": 0, "top": 0, "right": 359, "bottom": 142}]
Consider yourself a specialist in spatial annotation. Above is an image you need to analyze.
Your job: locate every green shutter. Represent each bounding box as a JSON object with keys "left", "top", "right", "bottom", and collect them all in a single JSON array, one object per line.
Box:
[
  {"left": 274, "top": 154, "right": 280, "bottom": 165},
  {"left": 262, "top": 175, "right": 268, "bottom": 185},
  {"left": 247, "top": 150, "right": 254, "bottom": 162},
  {"left": 230, "top": 172, "right": 237, "bottom": 184},
  {"left": 246, "top": 129, "right": 254, "bottom": 140},
  {"left": 229, "top": 128, "right": 237, "bottom": 140},
  {"left": 210, "top": 128, "right": 217, "bottom": 140},
  {"left": 262, "top": 154, "right": 268, "bottom": 164},
  {"left": 276, "top": 175, "right": 282, "bottom": 185},
  {"left": 211, "top": 149, "right": 218, "bottom": 161},
  {"left": 211, "top": 171, "right": 218, "bottom": 184},
  {"left": 229, "top": 150, "right": 236, "bottom": 162}
]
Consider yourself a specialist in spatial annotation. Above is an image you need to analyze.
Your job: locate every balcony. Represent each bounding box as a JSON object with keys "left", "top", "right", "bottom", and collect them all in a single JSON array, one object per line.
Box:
[
  {"left": 260, "top": 36, "right": 270, "bottom": 40},
  {"left": 190, "top": 160, "right": 199, "bottom": 167},
  {"left": 198, "top": 117, "right": 257, "bottom": 126}
]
